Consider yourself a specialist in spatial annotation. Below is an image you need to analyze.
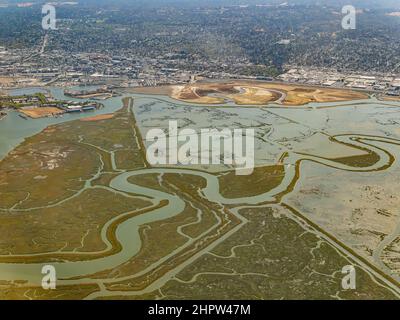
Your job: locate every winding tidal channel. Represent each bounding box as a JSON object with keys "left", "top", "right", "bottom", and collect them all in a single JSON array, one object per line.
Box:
[{"left": 1, "top": 88, "right": 400, "bottom": 298}]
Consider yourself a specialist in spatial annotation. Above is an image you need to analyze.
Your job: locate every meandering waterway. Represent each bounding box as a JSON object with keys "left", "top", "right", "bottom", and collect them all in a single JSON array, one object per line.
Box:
[{"left": 1, "top": 88, "right": 400, "bottom": 297}]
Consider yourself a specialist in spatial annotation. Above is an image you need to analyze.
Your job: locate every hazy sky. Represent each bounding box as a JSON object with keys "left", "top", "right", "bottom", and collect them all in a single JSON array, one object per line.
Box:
[{"left": 2, "top": 0, "right": 400, "bottom": 9}]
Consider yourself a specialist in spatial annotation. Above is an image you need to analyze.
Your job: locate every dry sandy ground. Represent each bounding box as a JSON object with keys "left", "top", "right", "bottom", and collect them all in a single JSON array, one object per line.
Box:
[
  {"left": 381, "top": 95, "right": 400, "bottom": 102},
  {"left": 130, "top": 81, "right": 368, "bottom": 106},
  {"left": 19, "top": 107, "right": 64, "bottom": 119},
  {"left": 129, "top": 86, "right": 172, "bottom": 96},
  {"left": 0, "top": 77, "right": 19, "bottom": 87},
  {"left": 228, "top": 86, "right": 279, "bottom": 105},
  {"left": 80, "top": 114, "right": 114, "bottom": 122},
  {"left": 0, "top": 77, "right": 16, "bottom": 84}
]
